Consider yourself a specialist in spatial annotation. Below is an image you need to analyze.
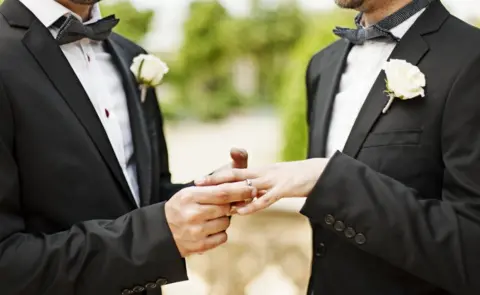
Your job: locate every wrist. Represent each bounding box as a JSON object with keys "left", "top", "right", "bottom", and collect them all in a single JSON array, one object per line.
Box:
[{"left": 304, "top": 158, "right": 329, "bottom": 197}]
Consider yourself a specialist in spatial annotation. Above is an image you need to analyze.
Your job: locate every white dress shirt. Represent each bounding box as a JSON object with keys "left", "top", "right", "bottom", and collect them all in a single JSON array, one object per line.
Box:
[
  {"left": 326, "top": 10, "right": 426, "bottom": 158},
  {"left": 20, "top": 0, "right": 140, "bottom": 206}
]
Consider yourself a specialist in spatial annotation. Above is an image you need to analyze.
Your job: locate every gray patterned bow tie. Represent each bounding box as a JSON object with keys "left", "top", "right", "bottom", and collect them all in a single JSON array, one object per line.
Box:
[
  {"left": 53, "top": 14, "right": 119, "bottom": 45},
  {"left": 333, "top": 0, "right": 434, "bottom": 45}
]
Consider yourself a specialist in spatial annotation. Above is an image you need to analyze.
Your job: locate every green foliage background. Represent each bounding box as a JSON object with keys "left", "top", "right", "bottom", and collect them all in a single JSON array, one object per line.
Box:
[
  {"left": 165, "top": 1, "right": 307, "bottom": 121},
  {"left": 278, "top": 12, "right": 353, "bottom": 161},
  {"left": 101, "top": 0, "right": 154, "bottom": 44}
]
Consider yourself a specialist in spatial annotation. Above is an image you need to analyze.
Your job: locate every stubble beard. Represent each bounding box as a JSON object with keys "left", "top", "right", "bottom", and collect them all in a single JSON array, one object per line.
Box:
[
  {"left": 334, "top": 0, "right": 365, "bottom": 9},
  {"left": 68, "top": 0, "right": 102, "bottom": 4}
]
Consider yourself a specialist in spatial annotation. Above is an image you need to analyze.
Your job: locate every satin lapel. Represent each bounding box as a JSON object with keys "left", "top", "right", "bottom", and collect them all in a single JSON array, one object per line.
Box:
[
  {"left": 105, "top": 38, "right": 152, "bottom": 207},
  {"left": 22, "top": 20, "right": 137, "bottom": 207},
  {"left": 309, "top": 40, "right": 352, "bottom": 158}
]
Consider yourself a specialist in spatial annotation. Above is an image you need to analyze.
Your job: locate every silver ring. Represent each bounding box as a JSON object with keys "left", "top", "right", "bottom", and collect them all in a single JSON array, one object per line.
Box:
[{"left": 245, "top": 179, "right": 253, "bottom": 187}]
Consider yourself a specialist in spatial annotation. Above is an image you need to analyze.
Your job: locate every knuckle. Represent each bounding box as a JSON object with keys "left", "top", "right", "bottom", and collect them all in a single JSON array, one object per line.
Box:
[
  {"left": 260, "top": 197, "right": 271, "bottom": 205},
  {"left": 217, "top": 190, "right": 229, "bottom": 203},
  {"left": 197, "top": 240, "right": 209, "bottom": 252},
  {"left": 180, "top": 188, "right": 194, "bottom": 201},
  {"left": 184, "top": 208, "right": 200, "bottom": 224},
  {"left": 265, "top": 176, "right": 275, "bottom": 186},
  {"left": 189, "top": 226, "right": 204, "bottom": 239}
]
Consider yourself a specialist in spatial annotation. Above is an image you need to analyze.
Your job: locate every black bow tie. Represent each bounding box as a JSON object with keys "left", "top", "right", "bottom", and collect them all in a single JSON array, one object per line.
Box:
[
  {"left": 52, "top": 14, "right": 119, "bottom": 45},
  {"left": 333, "top": 0, "right": 434, "bottom": 45}
]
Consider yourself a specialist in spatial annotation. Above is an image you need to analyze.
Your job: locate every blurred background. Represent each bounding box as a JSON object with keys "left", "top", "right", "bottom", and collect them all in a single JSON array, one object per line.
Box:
[{"left": 92, "top": 0, "right": 480, "bottom": 294}]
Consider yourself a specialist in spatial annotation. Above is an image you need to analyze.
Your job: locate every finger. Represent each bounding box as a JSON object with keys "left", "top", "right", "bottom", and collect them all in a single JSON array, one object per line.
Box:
[
  {"left": 196, "top": 231, "right": 228, "bottom": 254},
  {"left": 230, "top": 190, "right": 268, "bottom": 215},
  {"left": 195, "top": 182, "right": 257, "bottom": 205},
  {"left": 197, "top": 204, "right": 231, "bottom": 220},
  {"left": 203, "top": 217, "right": 231, "bottom": 236},
  {"left": 195, "top": 168, "right": 258, "bottom": 186},
  {"left": 230, "top": 147, "right": 248, "bottom": 169},
  {"left": 236, "top": 189, "right": 282, "bottom": 215}
]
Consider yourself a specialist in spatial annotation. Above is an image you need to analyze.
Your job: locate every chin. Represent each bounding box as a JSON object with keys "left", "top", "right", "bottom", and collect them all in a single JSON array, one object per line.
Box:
[
  {"left": 334, "top": 0, "right": 365, "bottom": 9},
  {"left": 68, "top": 0, "right": 102, "bottom": 4}
]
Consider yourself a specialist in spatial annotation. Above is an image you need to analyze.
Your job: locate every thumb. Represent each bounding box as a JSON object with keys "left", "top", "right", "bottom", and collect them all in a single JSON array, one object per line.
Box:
[{"left": 230, "top": 148, "right": 248, "bottom": 169}]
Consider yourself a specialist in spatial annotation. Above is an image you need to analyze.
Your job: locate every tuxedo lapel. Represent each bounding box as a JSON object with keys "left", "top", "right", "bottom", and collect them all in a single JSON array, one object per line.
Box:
[
  {"left": 105, "top": 38, "right": 152, "bottom": 207},
  {"left": 342, "top": 1, "right": 449, "bottom": 158},
  {"left": 1, "top": 0, "right": 138, "bottom": 207},
  {"left": 309, "top": 40, "right": 352, "bottom": 158}
]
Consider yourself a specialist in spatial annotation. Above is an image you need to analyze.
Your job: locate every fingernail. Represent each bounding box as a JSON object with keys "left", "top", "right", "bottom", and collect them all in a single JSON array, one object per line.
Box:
[{"left": 230, "top": 206, "right": 238, "bottom": 215}]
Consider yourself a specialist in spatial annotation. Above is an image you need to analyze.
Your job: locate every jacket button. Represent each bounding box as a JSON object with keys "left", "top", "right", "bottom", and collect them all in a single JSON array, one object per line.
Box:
[
  {"left": 156, "top": 278, "right": 168, "bottom": 286},
  {"left": 344, "top": 227, "right": 356, "bottom": 239},
  {"left": 132, "top": 286, "right": 145, "bottom": 293},
  {"left": 315, "top": 243, "right": 326, "bottom": 257},
  {"left": 324, "top": 214, "right": 335, "bottom": 225},
  {"left": 355, "top": 233, "right": 367, "bottom": 245},
  {"left": 121, "top": 289, "right": 133, "bottom": 295},
  {"left": 334, "top": 221, "right": 345, "bottom": 232},
  {"left": 145, "top": 282, "right": 158, "bottom": 290}
]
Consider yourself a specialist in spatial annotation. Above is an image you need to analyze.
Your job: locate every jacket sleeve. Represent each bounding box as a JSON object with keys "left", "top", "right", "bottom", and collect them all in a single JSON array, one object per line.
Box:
[
  {"left": 0, "top": 80, "right": 188, "bottom": 295},
  {"left": 143, "top": 85, "right": 193, "bottom": 203},
  {"left": 300, "top": 53, "right": 480, "bottom": 294}
]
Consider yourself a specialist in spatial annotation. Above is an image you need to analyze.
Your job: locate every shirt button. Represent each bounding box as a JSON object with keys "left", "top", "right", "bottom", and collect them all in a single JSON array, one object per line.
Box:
[
  {"left": 86, "top": 54, "right": 91, "bottom": 62},
  {"left": 105, "top": 109, "right": 110, "bottom": 118},
  {"left": 355, "top": 233, "right": 367, "bottom": 245},
  {"left": 324, "top": 214, "right": 335, "bottom": 225},
  {"left": 315, "top": 243, "right": 326, "bottom": 257},
  {"left": 156, "top": 278, "right": 168, "bottom": 286},
  {"left": 132, "top": 286, "right": 145, "bottom": 293},
  {"left": 145, "top": 282, "right": 157, "bottom": 290},
  {"left": 344, "top": 227, "right": 356, "bottom": 239},
  {"left": 334, "top": 221, "right": 345, "bottom": 232}
]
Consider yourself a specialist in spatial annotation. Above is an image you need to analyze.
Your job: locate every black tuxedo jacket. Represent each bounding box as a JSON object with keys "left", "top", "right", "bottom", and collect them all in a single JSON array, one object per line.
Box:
[
  {"left": 0, "top": 0, "right": 189, "bottom": 294},
  {"left": 302, "top": 2, "right": 480, "bottom": 295}
]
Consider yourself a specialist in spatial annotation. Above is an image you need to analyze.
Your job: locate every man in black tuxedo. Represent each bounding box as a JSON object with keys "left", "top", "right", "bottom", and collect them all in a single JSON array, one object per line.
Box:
[
  {"left": 198, "top": 0, "right": 480, "bottom": 294},
  {"left": 301, "top": 0, "right": 480, "bottom": 294},
  {"left": 0, "top": 0, "right": 252, "bottom": 294}
]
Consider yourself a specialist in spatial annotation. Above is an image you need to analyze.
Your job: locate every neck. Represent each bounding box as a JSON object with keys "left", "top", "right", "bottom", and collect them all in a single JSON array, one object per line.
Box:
[
  {"left": 361, "top": 0, "right": 413, "bottom": 26},
  {"left": 55, "top": 0, "right": 92, "bottom": 21}
]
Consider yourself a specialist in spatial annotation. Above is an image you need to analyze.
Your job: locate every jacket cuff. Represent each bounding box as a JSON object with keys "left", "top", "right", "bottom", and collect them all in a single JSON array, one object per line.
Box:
[{"left": 300, "top": 151, "right": 360, "bottom": 232}]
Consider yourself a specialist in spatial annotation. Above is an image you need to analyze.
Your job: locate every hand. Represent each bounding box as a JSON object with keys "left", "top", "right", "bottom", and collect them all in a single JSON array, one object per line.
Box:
[
  {"left": 165, "top": 182, "right": 256, "bottom": 257},
  {"left": 195, "top": 158, "right": 329, "bottom": 215}
]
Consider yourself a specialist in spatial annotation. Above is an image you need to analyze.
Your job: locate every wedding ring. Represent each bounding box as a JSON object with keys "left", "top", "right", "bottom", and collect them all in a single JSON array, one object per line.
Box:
[{"left": 246, "top": 179, "right": 253, "bottom": 187}]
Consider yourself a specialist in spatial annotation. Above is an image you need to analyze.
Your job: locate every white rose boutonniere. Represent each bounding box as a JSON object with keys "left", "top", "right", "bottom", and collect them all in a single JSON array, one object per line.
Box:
[
  {"left": 382, "top": 59, "right": 426, "bottom": 113},
  {"left": 130, "top": 54, "right": 169, "bottom": 103}
]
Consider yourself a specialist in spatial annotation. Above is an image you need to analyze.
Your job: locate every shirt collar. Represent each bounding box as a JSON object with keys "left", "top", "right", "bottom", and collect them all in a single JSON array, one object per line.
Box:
[
  {"left": 357, "top": 8, "right": 426, "bottom": 41},
  {"left": 19, "top": 0, "right": 102, "bottom": 28},
  {"left": 389, "top": 8, "right": 426, "bottom": 39}
]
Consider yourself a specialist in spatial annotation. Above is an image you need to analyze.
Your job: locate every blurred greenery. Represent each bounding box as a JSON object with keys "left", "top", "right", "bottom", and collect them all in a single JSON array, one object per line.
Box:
[
  {"left": 278, "top": 12, "right": 354, "bottom": 161},
  {"left": 164, "top": 0, "right": 307, "bottom": 121},
  {"left": 165, "top": 2, "right": 241, "bottom": 121},
  {"left": 101, "top": 0, "right": 154, "bottom": 44}
]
